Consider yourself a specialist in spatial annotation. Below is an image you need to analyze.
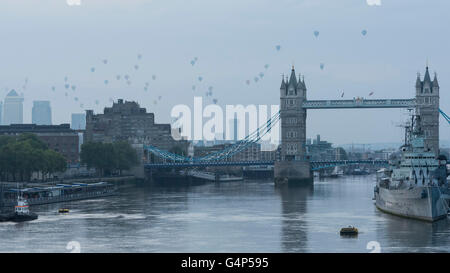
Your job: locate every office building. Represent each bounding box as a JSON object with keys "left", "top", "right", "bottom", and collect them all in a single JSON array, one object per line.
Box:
[{"left": 32, "top": 100, "right": 52, "bottom": 125}]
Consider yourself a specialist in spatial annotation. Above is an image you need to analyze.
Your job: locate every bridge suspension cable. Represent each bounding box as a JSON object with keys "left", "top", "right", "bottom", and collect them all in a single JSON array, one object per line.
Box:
[
  {"left": 145, "top": 111, "right": 281, "bottom": 162},
  {"left": 439, "top": 108, "right": 450, "bottom": 125}
]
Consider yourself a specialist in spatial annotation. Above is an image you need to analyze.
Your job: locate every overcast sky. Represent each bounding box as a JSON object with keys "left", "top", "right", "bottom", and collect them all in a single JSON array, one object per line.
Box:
[{"left": 0, "top": 0, "right": 449, "bottom": 145}]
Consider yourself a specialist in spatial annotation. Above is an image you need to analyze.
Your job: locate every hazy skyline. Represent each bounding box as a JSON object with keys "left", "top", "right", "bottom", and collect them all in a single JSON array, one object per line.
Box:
[{"left": 0, "top": 0, "right": 449, "bottom": 145}]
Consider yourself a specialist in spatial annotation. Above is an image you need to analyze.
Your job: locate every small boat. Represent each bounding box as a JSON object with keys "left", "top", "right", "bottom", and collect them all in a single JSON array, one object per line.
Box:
[
  {"left": 340, "top": 226, "right": 358, "bottom": 236},
  {"left": 9, "top": 196, "right": 38, "bottom": 222},
  {"left": 58, "top": 208, "right": 70, "bottom": 213}
]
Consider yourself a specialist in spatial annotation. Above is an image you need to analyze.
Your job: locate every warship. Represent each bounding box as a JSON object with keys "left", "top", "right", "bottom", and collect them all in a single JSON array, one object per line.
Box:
[{"left": 374, "top": 115, "right": 450, "bottom": 222}]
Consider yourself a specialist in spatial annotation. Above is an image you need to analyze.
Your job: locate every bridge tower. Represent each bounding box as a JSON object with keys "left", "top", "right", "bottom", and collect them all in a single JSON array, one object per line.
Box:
[
  {"left": 415, "top": 66, "right": 440, "bottom": 154},
  {"left": 274, "top": 66, "right": 313, "bottom": 185}
]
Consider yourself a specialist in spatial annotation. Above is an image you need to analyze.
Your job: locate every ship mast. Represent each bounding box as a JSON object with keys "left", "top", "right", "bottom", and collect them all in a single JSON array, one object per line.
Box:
[{"left": 402, "top": 109, "right": 414, "bottom": 147}]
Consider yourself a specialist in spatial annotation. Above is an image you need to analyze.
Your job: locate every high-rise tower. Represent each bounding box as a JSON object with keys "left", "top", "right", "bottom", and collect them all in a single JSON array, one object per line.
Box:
[
  {"left": 415, "top": 66, "right": 439, "bottom": 154},
  {"left": 32, "top": 100, "right": 52, "bottom": 125},
  {"left": 3, "top": 90, "right": 24, "bottom": 125}
]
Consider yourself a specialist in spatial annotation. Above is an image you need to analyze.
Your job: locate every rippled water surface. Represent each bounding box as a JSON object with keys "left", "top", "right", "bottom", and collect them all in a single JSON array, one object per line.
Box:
[{"left": 1, "top": 175, "right": 449, "bottom": 253}]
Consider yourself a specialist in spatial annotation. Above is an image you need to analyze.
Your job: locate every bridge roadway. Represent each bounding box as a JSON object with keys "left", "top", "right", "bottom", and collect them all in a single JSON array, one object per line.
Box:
[
  {"left": 302, "top": 99, "right": 416, "bottom": 109},
  {"left": 144, "top": 159, "right": 389, "bottom": 170}
]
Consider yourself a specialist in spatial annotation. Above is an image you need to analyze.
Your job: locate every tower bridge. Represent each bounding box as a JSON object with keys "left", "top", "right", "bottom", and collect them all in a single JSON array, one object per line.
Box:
[
  {"left": 274, "top": 65, "right": 440, "bottom": 185},
  {"left": 143, "top": 65, "right": 447, "bottom": 185}
]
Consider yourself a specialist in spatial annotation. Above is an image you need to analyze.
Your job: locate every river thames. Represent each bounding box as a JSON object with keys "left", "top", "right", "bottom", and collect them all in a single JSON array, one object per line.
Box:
[{"left": 1, "top": 174, "right": 449, "bottom": 253}]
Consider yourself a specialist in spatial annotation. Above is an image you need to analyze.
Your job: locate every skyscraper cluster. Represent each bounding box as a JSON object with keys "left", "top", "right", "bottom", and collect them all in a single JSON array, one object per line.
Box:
[{"left": 0, "top": 90, "right": 52, "bottom": 125}]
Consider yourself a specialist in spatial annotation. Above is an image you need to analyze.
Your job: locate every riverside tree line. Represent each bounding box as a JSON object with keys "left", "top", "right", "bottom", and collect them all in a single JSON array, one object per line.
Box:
[
  {"left": 0, "top": 133, "right": 138, "bottom": 182},
  {"left": 0, "top": 134, "right": 67, "bottom": 182},
  {"left": 80, "top": 141, "right": 138, "bottom": 176}
]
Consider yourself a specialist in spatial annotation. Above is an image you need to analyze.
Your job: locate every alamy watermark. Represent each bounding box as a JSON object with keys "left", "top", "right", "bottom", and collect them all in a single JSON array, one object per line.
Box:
[{"left": 170, "top": 97, "right": 280, "bottom": 151}]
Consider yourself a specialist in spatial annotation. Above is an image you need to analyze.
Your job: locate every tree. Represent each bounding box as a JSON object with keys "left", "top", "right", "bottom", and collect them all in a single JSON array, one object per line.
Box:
[
  {"left": 0, "top": 134, "right": 67, "bottom": 182},
  {"left": 42, "top": 149, "right": 67, "bottom": 181},
  {"left": 80, "top": 142, "right": 105, "bottom": 176},
  {"left": 17, "top": 133, "right": 48, "bottom": 150},
  {"left": 113, "top": 141, "right": 138, "bottom": 175},
  {"left": 80, "top": 141, "right": 138, "bottom": 176}
]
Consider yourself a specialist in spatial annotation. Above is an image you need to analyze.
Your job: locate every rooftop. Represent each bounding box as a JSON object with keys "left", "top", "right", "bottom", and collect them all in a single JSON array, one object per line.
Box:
[{"left": 0, "top": 123, "right": 75, "bottom": 134}]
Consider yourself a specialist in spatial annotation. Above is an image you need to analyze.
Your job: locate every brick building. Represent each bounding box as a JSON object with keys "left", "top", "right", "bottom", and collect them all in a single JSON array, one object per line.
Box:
[
  {"left": 0, "top": 124, "right": 79, "bottom": 163},
  {"left": 84, "top": 99, "right": 188, "bottom": 161}
]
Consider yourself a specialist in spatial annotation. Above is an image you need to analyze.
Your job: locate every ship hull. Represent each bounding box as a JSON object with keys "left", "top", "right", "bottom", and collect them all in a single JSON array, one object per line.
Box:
[
  {"left": 375, "top": 186, "right": 448, "bottom": 222},
  {"left": 10, "top": 213, "right": 38, "bottom": 222},
  {"left": 0, "top": 212, "right": 38, "bottom": 222}
]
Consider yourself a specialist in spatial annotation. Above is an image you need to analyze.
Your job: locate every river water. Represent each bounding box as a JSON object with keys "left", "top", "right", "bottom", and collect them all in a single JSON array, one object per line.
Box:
[{"left": 1, "top": 174, "right": 449, "bottom": 253}]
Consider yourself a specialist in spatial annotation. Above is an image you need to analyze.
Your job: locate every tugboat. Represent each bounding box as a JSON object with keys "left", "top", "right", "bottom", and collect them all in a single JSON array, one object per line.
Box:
[
  {"left": 9, "top": 196, "right": 38, "bottom": 222},
  {"left": 374, "top": 114, "right": 449, "bottom": 222}
]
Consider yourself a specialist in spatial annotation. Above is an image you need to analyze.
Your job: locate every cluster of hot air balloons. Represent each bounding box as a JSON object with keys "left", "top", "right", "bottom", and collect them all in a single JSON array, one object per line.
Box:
[
  {"left": 188, "top": 56, "right": 220, "bottom": 105},
  {"left": 246, "top": 64, "right": 270, "bottom": 86},
  {"left": 41, "top": 52, "right": 165, "bottom": 110},
  {"left": 274, "top": 29, "right": 369, "bottom": 73},
  {"left": 17, "top": 25, "right": 372, "bottom": 117}
]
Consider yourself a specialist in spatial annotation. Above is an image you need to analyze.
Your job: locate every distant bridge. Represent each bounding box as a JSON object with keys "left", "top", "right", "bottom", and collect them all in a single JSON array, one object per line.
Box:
[{"left": 144, "top": 159, "right": 389, "bottom": 171}]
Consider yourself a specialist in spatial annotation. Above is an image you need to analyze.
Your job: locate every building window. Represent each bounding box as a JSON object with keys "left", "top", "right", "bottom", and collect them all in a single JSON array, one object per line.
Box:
[
  {"left": 288, "top": 118, "right": 297, "bottom": 124},
  {"left": 287, "top": 131, "right": 298, "bottom": 138}
]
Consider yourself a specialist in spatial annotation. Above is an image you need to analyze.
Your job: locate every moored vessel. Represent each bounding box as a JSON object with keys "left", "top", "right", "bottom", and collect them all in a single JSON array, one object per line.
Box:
[
  {"left": 0, "top": 196, "right": 38, "bottom": 222},
  {"left": 10, "top": 196, "right": 38, "bottom": 222},
  {"left": 374, "top": 115, "right": 449, "bottom": 222}
]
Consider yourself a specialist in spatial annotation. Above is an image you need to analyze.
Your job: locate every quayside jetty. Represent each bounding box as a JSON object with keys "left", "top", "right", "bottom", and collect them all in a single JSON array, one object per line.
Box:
[{"left": 0, "top": 182, "right": 116, "bottom": 207}]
